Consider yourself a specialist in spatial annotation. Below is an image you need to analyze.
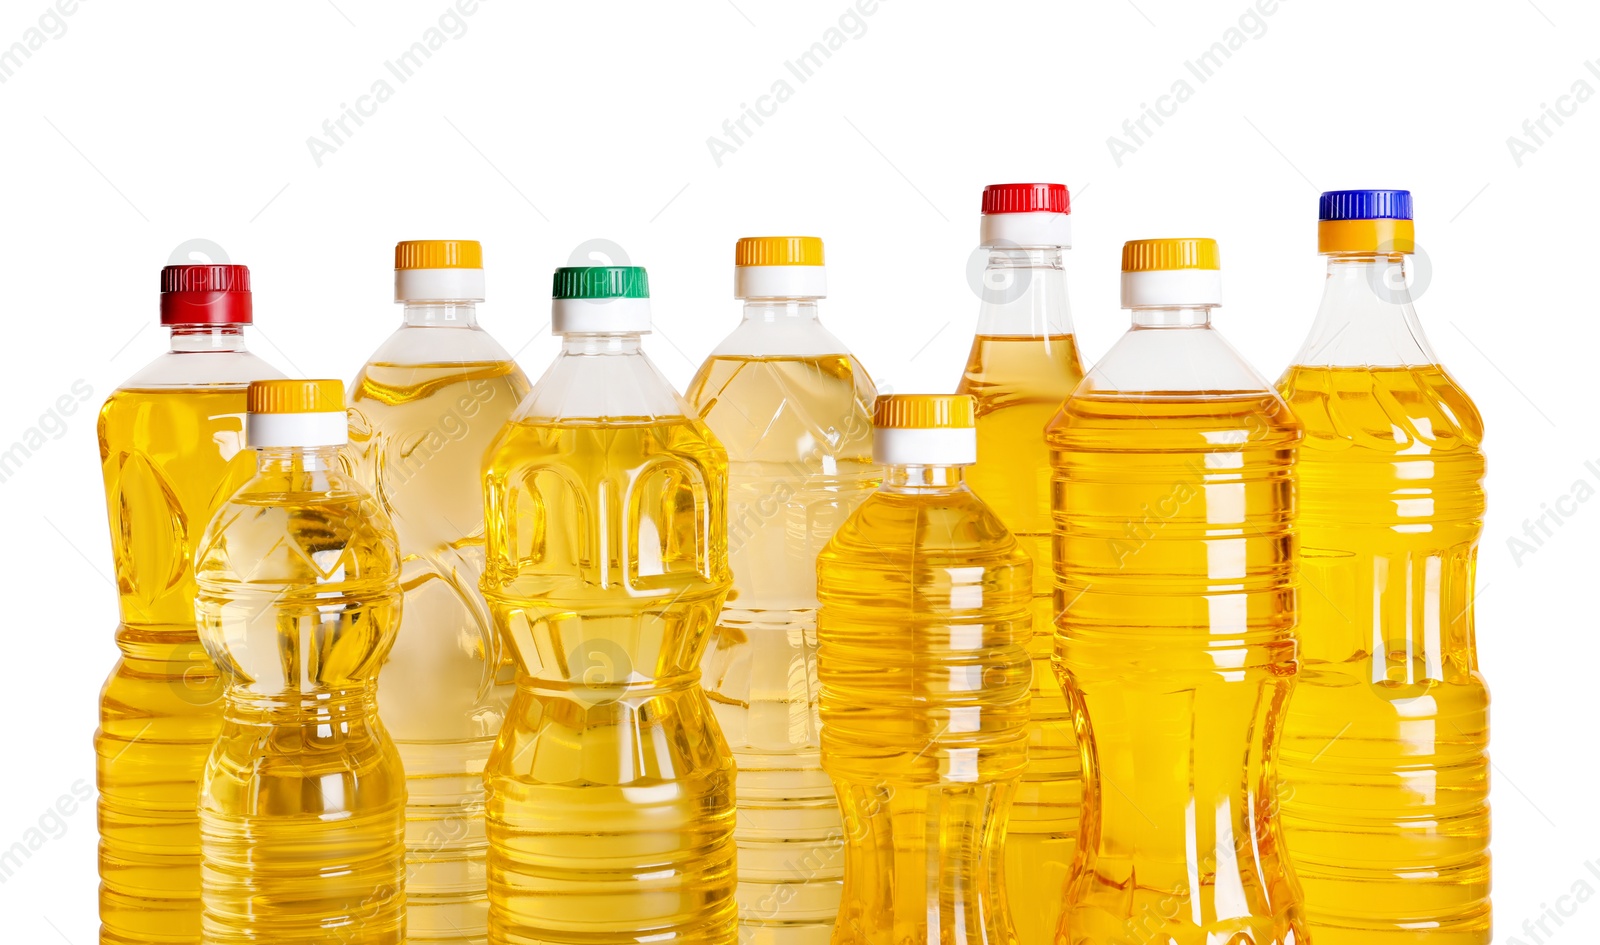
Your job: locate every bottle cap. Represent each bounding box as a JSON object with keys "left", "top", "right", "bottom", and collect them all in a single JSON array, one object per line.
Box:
[
  {"left": 394, "top": 239, "right": 486, "bottom": 302},
  {"left": 1317, "top": 190, "right": 1415, "bottom": 254},
  {"left": 734, "top": 236, "right": 827, "bottom": 299},
  {"left": 550, "top": 266, "right": 652, "bottom": 334},
  {"left": 246, "top": 379, "right": 347, "bottom": 448},
  {"left": 160, "top": 264, "right": 253, "bottom": 326},
  {"left": 979, "top": 183, "right": 1072, "bottom": 248},
  {"left": 871, "top": 394, "right": 977, "bottom": 465},
  {"left": 1120, "top": 238, "right": 1223, "bottom": 308}
]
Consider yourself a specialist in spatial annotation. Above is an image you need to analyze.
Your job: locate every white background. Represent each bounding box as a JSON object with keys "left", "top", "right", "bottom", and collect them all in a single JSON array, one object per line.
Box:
[{"left": 0, "top": 1, "right": 1594, "bottom": 942}]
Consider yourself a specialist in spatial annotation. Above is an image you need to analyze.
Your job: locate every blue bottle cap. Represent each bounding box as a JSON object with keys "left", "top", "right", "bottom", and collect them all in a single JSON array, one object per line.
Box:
[{"left": 1319, "top": 190, "right": 1412, "bottom": 221}]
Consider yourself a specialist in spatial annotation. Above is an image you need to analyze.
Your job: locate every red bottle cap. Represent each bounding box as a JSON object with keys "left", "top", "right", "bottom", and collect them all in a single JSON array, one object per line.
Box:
[
  {"left": 160, "top": 264, "right": 253, "bottom": 325},
  {"left": 981, "top": 183, "right": 1071, "bottom": 215}
]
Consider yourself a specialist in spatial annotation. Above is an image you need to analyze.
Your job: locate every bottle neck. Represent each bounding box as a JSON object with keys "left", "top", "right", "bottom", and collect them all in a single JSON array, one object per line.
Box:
[
  {"left": 169, "top": 324, "right": 248, "bottom": 352},
  {"left": 740, "top": 298, "right": 821, "bottom": 323},
  {"left": 882, "top": 464, "right": 968, "bottom": 492},
  {"left": 1130, "top": 305, "right": 1214, "bottom": 329},
  {"left": 401, "top": 301, "right": 479, "bottom": 328},
  {"left": 1292, "top": 254, "right": 1434, "bottom": 367},
  {"left": 255, "top": 445, "right": 344, "bottom": 474},
  {"left": 560, "top": 332, "right": 644, "bottom": 355},
  {"left": 975, "top": 246, "right": 1073, "bottom": 337}
]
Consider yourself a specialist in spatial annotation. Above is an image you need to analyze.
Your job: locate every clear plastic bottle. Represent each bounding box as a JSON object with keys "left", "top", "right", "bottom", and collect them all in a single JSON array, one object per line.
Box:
[
  {"left": 1049, "top": 239, "right": 1306, "bottom": 944},
  {"left": 687, "top": 236, "right": 877, "bottom": 945},
  {"left": 954, "top": 184, "right": 1085, "bottom": 938},
  {"left": 95, "top": 265, "right": 284, "bottom": 945},
  {"left": 818, "top": 394, "right": 1032, "bottom": 945},
  {"left": 345, "top": 241, "right": 531, "bottom": 944},
  {"left": 1276, "top": 191, "right": 1490, "bottom": 944},
  {"left": 480, "top": 267, "right": 737, "bottom": 945},
  {"left": 195, "top": 379, "right": 407, "bottom": 944}
]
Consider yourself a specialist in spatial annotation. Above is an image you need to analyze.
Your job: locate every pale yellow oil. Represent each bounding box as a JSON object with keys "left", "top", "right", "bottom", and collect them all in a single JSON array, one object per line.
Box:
[
  {"left": 481, "top": 417, "right": 737, "bottom": 945},
  {"left": 956, "top": 333, "right": 1085, "bottom": 939},
  {"left": 1049, "top": 393, "right": 1305, "bottom": 945},
  {"left": 817, "top": 467, "right": 1033, "bottom": 945},
  {"left": 347, "top": 359, "right": 531, "bottom": 944},
  {"left": 194, "top": 455, "right": 407, "bottom": 944},
  {"left": 686, "top": 353, "right": 877, "bottom": 945},
  {"left": 96, "top": 386, "right": 257, "bottom": 945},
  {"left": 1276, "top": 365, "right": 1490, "bottom": 944}
]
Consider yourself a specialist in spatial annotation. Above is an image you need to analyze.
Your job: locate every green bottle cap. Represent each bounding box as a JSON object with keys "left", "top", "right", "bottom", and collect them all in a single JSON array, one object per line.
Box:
[{"left": 551, "top": 266, "right": 650, "bottom": 300}]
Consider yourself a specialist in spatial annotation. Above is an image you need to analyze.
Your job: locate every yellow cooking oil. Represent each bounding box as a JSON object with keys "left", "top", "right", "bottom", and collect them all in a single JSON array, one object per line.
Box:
[
  {"left": 1051, "top": 391, "right": 1304, "bottom": 945},
  {"left": 1276, "top": 364, "right": 1489, "bottom": 944},
  {"left": 688, "top": 351, "right": 877, "bottom": 944},
  {"left": 818, "top": 393, "right": 1033, "bottom": 945},
  {"left": 96, "top": 385, "right": 258, "bottom": 945},
  {"left": 346, "top": 358, "right": 531, "bottom": 942},
  {"left": 194, "top": 379, "right": 407, "bottom": 945},
  {"left": 480, "top": 416, "right": 736, "bottom": 945},
  {"left": 956, "top": 331, "right": 1084, "bottom": 935}
]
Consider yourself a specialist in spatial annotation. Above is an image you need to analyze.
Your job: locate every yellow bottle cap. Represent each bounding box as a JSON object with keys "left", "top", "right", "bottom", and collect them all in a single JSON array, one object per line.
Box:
[
  {"left": 735, "top": 236, "right": 825, "bottom": 267},
  {"left": 1317, "top": 219, "right": 1415, "bottom": 254},
  {"left": 1121, "top": 238, "right": 1220, "bottom": 272},
  {"left": 395, "top": 239, "right": 483, "bottom": 270},
  {"left": 247, "top": 379, "right": 345, "bottom": 415},
  {"left": 873, "top": 394, "right": 976, "bottom": 430}
]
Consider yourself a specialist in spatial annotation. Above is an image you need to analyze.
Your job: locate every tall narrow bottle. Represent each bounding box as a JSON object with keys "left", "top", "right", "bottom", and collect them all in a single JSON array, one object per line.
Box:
[
  {"left": 689, "top": 237, "right": 877, "bottom": 944},
  {"left": 1049, "top": 239, "right": 1305, "bottom": 944},
  {"left": 95, "top": 265, "right": 284, "bottom": 945},
  {"left": 818, "top": 394, "right": 1032, "bottom": 945},
  {"left": 1277, "top": 191, "right": 1490, "bottom": 943},
  {"left": 346, "top": 240, "right": 531, "bottom": 944},
  {"left": 955, "top": 183, "right": 1085, "bottom": 938},
  {"left": 195, "top": 379, "right": 407, "bottom": 944},
  {"left": 481, "top": 267, "right": 737, "bottom": 944}
]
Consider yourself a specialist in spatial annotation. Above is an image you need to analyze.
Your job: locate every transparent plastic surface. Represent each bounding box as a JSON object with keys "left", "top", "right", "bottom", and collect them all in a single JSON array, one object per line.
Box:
[
  {"left": 195, "top": 446, "right": 406, "bottom": 944},
  {"left": 817, "top": 464, "right": 1032, "bottom": 945},
  {"left": 955, "top": 247, "right": 1085, "bottom": 938},
  {"left": 687, "top": 300, "right": 878, "bottom": 945},
  {"left": 481, "top": 333, "right": 737, "bottom": 945},
  {"left": 1277, "top": 256, "right": 1490, "bottom": 944},
  {"left": 345, "top": 303, "right": 532, "bottom": 944},
  {"left": 1049, "top": 306, "right": 1307, "bottom": 944},
  {"left": 95, "top": 327, "right": 284, "bottom": 945}
]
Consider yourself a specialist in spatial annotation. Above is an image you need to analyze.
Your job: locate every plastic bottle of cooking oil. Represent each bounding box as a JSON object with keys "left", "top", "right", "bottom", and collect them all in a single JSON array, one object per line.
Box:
[
  {"left": 1276, "top": 191, "right": 1490, "bottom": 944},
  {"left": 817, "top": 393, "right": 1032, "bottom": 945},
  {"left": 480, "top": 266, "right": 736, "bottom": 945},
  {"left": 345, "top": 240, "right": 531, "bottom": 944},
  {"left": 95, "top": 264, "right": 284, "bottom": 945},
  {"left": 688, "top": 236, "right": 877, "bottom": 945},
  {"left": 1049, "top": 239, "right": 1305, "bottom": 944},
  {"left": 955, "top": 183, "right": 1085, "bottom": 938},
  {"left": 195, "top": 379, "right": 407, "bottom": 945}
]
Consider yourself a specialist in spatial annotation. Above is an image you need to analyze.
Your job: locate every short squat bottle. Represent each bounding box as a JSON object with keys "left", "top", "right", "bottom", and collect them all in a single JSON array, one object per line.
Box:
[
  {"left": 1276, "top": 191, "right": 1490, "bottom": 944},
  {"left": 688, "top": 236, "right": 877, "bottom": 945},
  {"left": 346, "top": 240, "right": 531, "bottom": 944},
  {"left": 818, "top": 394, "right": 1032, "bottom": 945},
  {"left": 195, "top": 379, "right": 406, "bottom": 945},
  {"left": 1049, "top": 240, "right": 1305, "bottom": 944},
  {"left": 95, "top": 265, "right": 283, "bottom": 945},
  {"left": 480, "top": 267, "right": 737, "bottom": 944}
]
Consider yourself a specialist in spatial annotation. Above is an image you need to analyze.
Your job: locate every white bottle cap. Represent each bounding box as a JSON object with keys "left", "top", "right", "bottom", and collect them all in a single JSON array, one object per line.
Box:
[
  {"left": 1120, "top": 238, "right": 1224, "bottom": 308},
  {"left": 979, "top": 183, "right": 1072, "bottom": 248},
  {"left": 733, "top": 236, "right": 827, "bottom": 299},
  {"left": 550, "top": 266, "right": 653, "bottom": 334},
  {"left": 871, "top": 394, "right": 979, "bottom": 466},
  {"left": 394, "top": 240, "right": 486, "bottom": 302},
  {"left": 245, "top": 380, "right": 349, "bottom": 448}
]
